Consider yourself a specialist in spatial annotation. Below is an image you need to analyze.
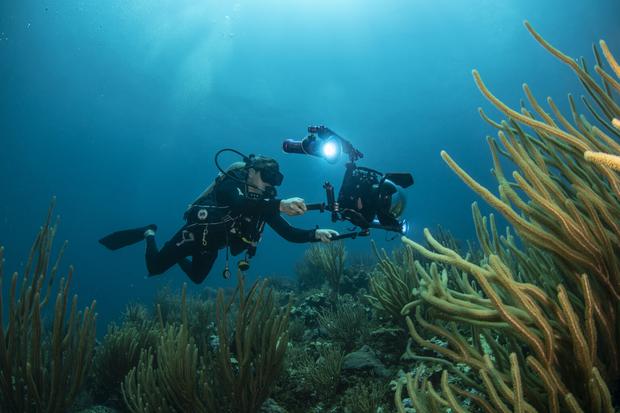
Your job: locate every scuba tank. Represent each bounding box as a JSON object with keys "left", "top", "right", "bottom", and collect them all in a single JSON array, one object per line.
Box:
[
  {"left": 184, "top": 161, "right": 247, "bottom": 225},
  {"left": 183, "top": 160, "right": 271, "bottom": 278}
]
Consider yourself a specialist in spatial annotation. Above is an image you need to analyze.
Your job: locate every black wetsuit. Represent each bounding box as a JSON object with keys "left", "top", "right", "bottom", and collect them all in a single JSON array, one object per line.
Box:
[{"left": 145, "top": 177, "right": 316, "bottom": 284}]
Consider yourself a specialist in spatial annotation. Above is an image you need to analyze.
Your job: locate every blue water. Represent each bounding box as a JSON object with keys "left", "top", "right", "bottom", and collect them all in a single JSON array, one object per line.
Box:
[{"left": 1, "top": 0, "right": 619, "bottom": 333}]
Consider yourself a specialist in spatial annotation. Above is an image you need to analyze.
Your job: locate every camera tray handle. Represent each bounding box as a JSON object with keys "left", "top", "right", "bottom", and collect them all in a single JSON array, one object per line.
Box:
[
  {"left": 308, "top": 226, "right": 366, "bottom": 242},
  {"left": 306, "top": 202, "right": 326, "bottom": 212},
  {"left": 305, "top": 181, "right": 339, "bottom": 221}
]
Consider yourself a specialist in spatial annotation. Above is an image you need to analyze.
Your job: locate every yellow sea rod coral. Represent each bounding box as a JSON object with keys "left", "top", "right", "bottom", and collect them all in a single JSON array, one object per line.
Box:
[
  {"left": 584, "top": 118, "right": 620, "bottom": 170},
  {"left": 600, "top": 41, "right": 620, "bottom": 78},
  {"left": 394, "top": 22, "right": 620, "bottom": 413},
  {"left": 584, "top": 150, "right": 620, "bottom": 171},
  {"left": 0, "top": 200, "right": 97, "bottom": 413}
]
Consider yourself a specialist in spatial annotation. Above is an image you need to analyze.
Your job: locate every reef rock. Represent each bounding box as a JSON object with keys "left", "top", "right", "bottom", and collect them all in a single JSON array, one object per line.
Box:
[
  {"left": 290, "top": 290, "right": 330, "bottom": 328},
  {"left": 339, "top": 266, "right": 371, "bottom": 295},
  {"left": 343, "top": 345, "right": 391, "bottom": 377}
]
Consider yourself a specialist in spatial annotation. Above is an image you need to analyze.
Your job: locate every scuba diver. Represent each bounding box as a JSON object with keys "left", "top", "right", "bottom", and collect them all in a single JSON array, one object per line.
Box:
[{"left": 99, "top": 151, "right": 339, "bottom": 284}]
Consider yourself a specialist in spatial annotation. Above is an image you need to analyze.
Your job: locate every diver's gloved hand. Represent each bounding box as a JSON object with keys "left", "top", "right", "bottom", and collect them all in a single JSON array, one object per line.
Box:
[
  {"left": 315, "top": 229, "right": 339, "bottom": 243},
  {"left": 280, "top": 197, "right": 307, "bottom": 216}
]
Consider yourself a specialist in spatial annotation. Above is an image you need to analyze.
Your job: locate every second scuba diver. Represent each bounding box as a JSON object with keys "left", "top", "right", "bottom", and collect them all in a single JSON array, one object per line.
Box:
[{"left": 99, "top": 152, "right": 339, "bottom": 284}]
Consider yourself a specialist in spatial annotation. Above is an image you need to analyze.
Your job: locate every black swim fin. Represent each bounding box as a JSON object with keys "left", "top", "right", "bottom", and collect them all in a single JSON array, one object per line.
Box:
[{"left": 99, "top": 224, "right": 157, "bottom": 250}]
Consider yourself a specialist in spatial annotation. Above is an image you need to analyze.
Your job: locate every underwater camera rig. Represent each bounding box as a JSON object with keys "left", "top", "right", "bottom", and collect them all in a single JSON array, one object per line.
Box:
[{"left": 283, "top": 125, "right": 414, "bottom": 241}]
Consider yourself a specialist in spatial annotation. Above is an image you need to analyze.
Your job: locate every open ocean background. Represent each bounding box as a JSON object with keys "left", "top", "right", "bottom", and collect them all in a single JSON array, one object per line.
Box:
[{"left": 1, "top": 0, "right": 619, "bottom": 334}]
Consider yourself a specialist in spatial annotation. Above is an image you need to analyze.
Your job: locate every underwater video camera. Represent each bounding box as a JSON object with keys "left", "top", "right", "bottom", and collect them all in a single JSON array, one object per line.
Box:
[{"left": 283, "top": 125, "right": 414, "bottom": 240}]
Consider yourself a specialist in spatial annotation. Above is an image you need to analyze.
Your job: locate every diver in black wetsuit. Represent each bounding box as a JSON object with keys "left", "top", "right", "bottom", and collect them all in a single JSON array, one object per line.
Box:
[{"left": 99, "top": 155, "right": 339, "bottom": 284}]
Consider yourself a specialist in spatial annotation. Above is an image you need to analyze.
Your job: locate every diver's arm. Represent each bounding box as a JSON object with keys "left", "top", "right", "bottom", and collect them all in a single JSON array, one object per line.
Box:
[
  {"left": 266, "top": 214, "right": 316, "bottom": 243},
  {"left": 215, "top": 179, "right": 281, "bottom": 215}
]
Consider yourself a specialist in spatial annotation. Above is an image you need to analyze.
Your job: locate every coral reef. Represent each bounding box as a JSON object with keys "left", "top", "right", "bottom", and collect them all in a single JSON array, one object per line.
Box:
[
  {"left": 297, "top": 343, "right": 345, "bottom": 397},
  {"left": 270, "top": 284, "right": 395, "bottom": 412},
  {"left": 90, "top": 319, "right": 158, "bottom": 405},
  {"left": 367, "top": 241, "right": 420, "bottom": 325},
  {"left": 215, "top": 276, "right": 291, "bottom": 412},
  {"left": 393, "top": 21, "right": 620, "bottom": 412},
  {"left": 121, "top": 315, "right": 205, "bottom": 413},
  {"left": 121, "top": 302, "right": 151, "bottom": 326},
  {"left": 296, "top": 241, "right": 347, "bottom": 297},
  {"left": 342, "top": 380, "right": 387, "bottom": 413},
  {"left": 122, "top": 275, "right": 290, "bottom": 413},
  {"left": 154, "top": 283, "right": 217, "bottom": 344},
  {"left": 318, "top": 295, "right": 370, "bottom": 352},
  {"left": 0, "top": 200, "right": 97, "bottom": 413},
  {"left": 10, "top": 17, "right": 620, "bottom": 413}
]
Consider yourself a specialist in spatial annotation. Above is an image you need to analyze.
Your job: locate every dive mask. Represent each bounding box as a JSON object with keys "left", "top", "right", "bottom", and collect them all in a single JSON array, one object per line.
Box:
[{"left": 259, "top": 167, "right": 284, "bottom": 186}]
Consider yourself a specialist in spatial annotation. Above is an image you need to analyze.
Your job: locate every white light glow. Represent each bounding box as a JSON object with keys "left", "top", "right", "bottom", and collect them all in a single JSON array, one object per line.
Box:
[
  {"left": 322, "top": 140, "right": 339, "bottom": 159},
  {"left": 401, "top": 219, "right": 410, "bottom": 235}
]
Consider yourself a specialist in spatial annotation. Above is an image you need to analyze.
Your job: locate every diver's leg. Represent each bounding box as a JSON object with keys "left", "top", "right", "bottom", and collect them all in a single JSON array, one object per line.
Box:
[
  {"left": 177, "top": 257, "right": 193, "bottom": 275},
  {"left": 145, "top": 228, "right": 194, "bottom": 276},
  {"left": 181, "top": 250, "right": 218, "bottom": 284}
]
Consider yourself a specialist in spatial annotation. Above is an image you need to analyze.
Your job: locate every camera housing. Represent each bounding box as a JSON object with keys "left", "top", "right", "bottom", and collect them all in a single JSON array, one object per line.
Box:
[
  {"left": 283, "top": 126, "right": 413, "bottom": 238},
  {"left": 336, "top": 163, "right": 413, "bottom": 233}
]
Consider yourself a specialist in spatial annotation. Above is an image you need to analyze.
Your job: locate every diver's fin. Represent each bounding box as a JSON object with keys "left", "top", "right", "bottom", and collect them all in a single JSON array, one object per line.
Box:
[{"left": 99, "top": 224, "right": 157, "bottom": 250}]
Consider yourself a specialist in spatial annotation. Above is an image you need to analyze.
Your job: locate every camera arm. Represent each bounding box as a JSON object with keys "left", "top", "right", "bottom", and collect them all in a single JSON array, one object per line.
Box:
[
  {"left": 308, "top": 126, "right": 364, "bottom": 163},
  {"left": 308, "top": 182, "right": 339, "bottom": 220}
]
